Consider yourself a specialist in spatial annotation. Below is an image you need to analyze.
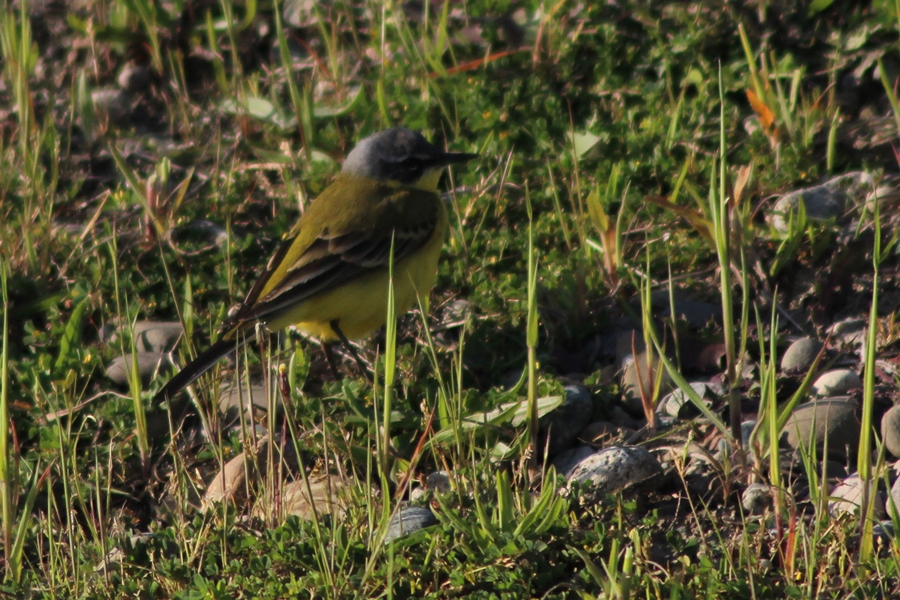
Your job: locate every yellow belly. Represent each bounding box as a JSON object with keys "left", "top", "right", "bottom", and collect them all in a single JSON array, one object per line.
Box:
[{"left": 267, "top": 206, "right": 448, "bottom": 341}]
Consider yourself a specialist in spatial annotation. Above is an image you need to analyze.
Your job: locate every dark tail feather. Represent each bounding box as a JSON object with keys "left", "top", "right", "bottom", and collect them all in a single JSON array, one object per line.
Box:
[{"left": 153, "top": 333, "right": 254, "bottom": 403}]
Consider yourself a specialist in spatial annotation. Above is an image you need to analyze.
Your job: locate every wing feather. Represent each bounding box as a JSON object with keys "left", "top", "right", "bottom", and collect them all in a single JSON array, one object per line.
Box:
[{"left": 230, "top": 183, "right": 440, "bottom": 327}]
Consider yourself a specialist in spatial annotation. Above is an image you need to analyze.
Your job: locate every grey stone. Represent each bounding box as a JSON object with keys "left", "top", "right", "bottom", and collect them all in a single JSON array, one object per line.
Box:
[
  {"left": 203, "top": 453, "right": 249, "bottom": 509},
  {"left": 258, "top": 474, "right": 351, "bottom": 521},
  {"left": 540, "top": 384, "right": 593, "bottom": 457},
  {"left": 218, "top": 383, "right": 273, "bottom": 417},
  {"left": 106, "top": 353, "right": 170, "bottom": 385},
  {"left": 742, "top": 483, "right": 772, "bottom": 516},
  {"left": 565, "top": 446, "right": 662, "bottom": 494},
  {"left": 426, "top": 471, "right": 451, "bottom": 493},
  {"left": 648, "top": 290, "right": 721, "bottom": 328},
  {"left": 828, "top": 474, "right": 886, "bottom": 518},
  {"left": 609, "top": 406, "right": 641, "bottom": 429},
  {"left": 108, "top": 321, "right": 184, "bottom": 353},
  {"left": 741, "top": 420, "right": 757, "bottom": 447},
  {"left": 91, "top": 87, "right": 130, "bottom": 124},
  {"left": 889, "top": 474, "right": 900, "bottom": 519},
  {"left": 782, "top": 397, "right": 860, "bottom": 462},
  {"left": 781, "top": 337, "right": 823, "bottom": 373},
  {"left": 769, "top": 172, "right": 874, "bottom": 234},
  {"left": 117, "top": 62, "right": 150, "bottom": 92},
  {"left": 881, "top": 406, "right": 900, "bottom": 458},
  {"left": 811, "top": 369, "right": 861, "bottom": 398},
  {"left": 658, "top": 382, "right": 717, "bottom": 419},
  {"left": 384, "top": 506, "right": 438, "bottom": 543},
  {"left": 131, "top": 321, "right": 183, "bottom": 354},
  {"left": 550, "top": 445, "right": 596, "bottom": 475},
  {"left": 828, "top": 318, "right": 867, "bottom": 347}
]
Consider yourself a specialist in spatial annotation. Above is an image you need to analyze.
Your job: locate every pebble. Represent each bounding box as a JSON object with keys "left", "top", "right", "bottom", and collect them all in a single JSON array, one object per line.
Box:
[
  {"left": 828, "top": 318, "right": 867, "bottom": 348},
  {"left": 131, "top": 321, "right": 184, "bottom": 354},
  {"left": 741, "top": 483, "right": 772, "bottom": 516},
  {"left": 540, "top": 384, "right": 593, "bottom": 457},
  {"left": 91, "top": 87, "right": 131, "bottom": 125},
  {"left": 828, "top": 474, "right": 886, "bottom": 519},
  {"left": 781, "top": 397, "right": 860, "bottom": 462},
  {"left": 218, "top": 383, "right": 273, "bottom": 417},
  {"left": 117, "top": 62, "right": 151, "bottom": 92},
  {"left": 202, "top": 453, "right": 249, "bottom": 508},
  {"left": 811, "top": 369, "right": 861, "bottom": 397},
  {"left": 269, "top": 474, "right": 352, "bottom": 521},
  {"left": 105, "top": 352, "right": 170, "bottom": 386},
  {"left": 383, "top": 506, "right": 439, "bottom": 543},
  {"left": 881, "top": 405, "right": 900, "bottom": 458},
  {"left": 781, "top": 337, "right": 822, "bottom": 374},
  {"left": 768, "top": 172, "right": 873, "bottom": 234},
  {"left": 658, "top": 382, "right": 717, "bottom": 419},
  {"left": 550, "top": 445, "right": 596, "bottom": 476},
  {"left": 565, "top": 445, "right": 662, "bottom": 494}
]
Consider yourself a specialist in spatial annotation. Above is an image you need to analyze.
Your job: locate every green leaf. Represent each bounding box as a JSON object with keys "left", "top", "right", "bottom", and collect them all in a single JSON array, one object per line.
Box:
[{"left": 55, "top": 296, "right": 89, "bottom": 370}]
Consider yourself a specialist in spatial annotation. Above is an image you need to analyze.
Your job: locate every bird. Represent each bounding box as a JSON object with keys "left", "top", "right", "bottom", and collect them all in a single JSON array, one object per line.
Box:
[{"left": 153, "top": 127, "right": 477, "bottom": 402}]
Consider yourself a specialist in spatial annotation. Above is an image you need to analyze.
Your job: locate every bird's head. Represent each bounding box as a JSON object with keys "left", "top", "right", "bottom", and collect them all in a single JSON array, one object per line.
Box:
[{"left": 342, "top": 128, "right": 477, "bottom": 191}]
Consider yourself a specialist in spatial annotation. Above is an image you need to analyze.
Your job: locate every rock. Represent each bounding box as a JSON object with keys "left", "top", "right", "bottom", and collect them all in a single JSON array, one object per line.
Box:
[
  {"left": 828, "top": 318, "right": 867, "bottom": 348},
  {"left": 91, "top": 87, "right": 131, "bottom": 125},
  {"left": 781, "top": 397, "right": 860, "bottom": 462},
  {"left": 828, "top": 474, "right": 886, "bottom": 518},
  {"left": 203, "top": 453, "right": 249, "bottom": 508},
  {"left": 219, "top": 383, "right": 272, "bottom": 417},
  {"left": 117, "top": 62, "right": 151, "bottom": 92},
  {"left": 550, "top": 445, "right": 596, "bottom": 476},
  {"left": 383, "top": 506, "right": 439, "bottom": 543},
  {"left": 741, "top": 420, "right": 757, "bottom": 447},
  {"left": 106, "top": 352, "right": 170, "bottom": 385},
  {"left": 609, "top": 406, "right": 641, "bottom": 429},
  {"left": 888, "top": 473, "right": 900, "bottom": 516},
  {"left": 131, "top": 321, "right": 183, "bottom": 354},
  {"left": 540, "top": 384, "right": 593, "bottom": 457},
  {"left": 742, "top": 483, "right": 772, "bottom": 516},
  {"left": 409, "top": 487, "right": 426, "bottom": 503},
  {"left": 781, "top": 337, "right": 823, "bottom": 374},
  {"left": 271, "top": 474, "right": 352, "bottom": 521},
  {"left": 881, "top": 406, "right": 900, "bottom": 458},
  {"left": 768, "top": 172, "right": 874, "bottom": 234},
  {"left": 426, "top": 471, "right": 452, "bottom": 493},
  {"left": 648, "top": 290, "right": 721, "bottom": 328},
  {"left": 658, "top": 382, "right": 718, "bottom": 419},
  {"left": 565, "top": 446, "right": 662, "bottom": 494},
  {"left": 811, "top": 369, "right": 861, "bottom": 398}
]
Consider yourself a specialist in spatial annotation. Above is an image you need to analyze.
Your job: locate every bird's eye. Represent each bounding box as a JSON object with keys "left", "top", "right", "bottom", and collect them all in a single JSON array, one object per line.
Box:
[{"left": 391, "top": 156, "right": 424, "bottom": 182}]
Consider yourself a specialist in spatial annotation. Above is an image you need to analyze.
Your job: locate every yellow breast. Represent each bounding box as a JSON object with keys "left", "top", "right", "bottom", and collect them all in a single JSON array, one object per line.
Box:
[{"left": 267, "top": 200, "right": 449, "bottom": 341}]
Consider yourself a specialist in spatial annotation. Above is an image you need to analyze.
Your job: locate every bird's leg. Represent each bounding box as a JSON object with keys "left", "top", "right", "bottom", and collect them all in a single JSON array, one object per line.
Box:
[
  {"left": 329, "top": 319, "right": 372, "bottom": 382},
  {"left": 321, "top": 341, "right": 342, "bottom": 380}
]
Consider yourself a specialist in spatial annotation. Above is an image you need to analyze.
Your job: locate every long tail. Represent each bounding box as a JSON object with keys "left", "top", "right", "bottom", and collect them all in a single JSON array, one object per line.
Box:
[{"left": 153, "top": 332, "right": 255, "bottom": 403}]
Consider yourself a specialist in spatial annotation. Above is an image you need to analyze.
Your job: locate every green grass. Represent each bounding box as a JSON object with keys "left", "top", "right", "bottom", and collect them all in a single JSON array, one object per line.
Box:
[{"left": 4, "top": 0, "right": 900, "bottom": 597}]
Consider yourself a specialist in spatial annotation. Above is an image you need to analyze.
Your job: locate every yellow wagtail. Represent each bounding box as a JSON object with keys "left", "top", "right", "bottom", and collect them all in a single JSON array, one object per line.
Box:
[{"left": 154, "top": 127, "right": 476, "bottom": 402}]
